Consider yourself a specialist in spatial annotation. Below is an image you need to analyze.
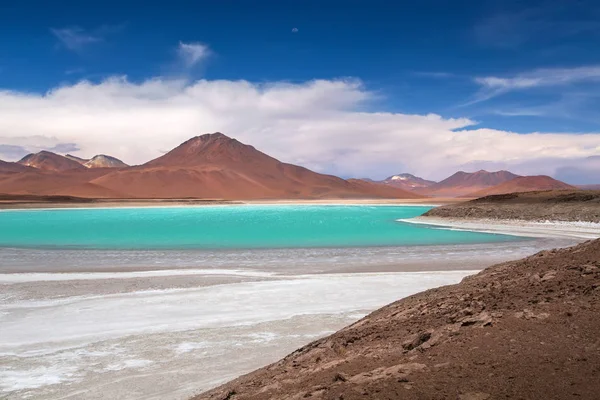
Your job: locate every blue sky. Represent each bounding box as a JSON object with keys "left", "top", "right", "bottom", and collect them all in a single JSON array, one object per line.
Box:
[{"left": 0, "top": 0, "right": 599, "bottom": 182}]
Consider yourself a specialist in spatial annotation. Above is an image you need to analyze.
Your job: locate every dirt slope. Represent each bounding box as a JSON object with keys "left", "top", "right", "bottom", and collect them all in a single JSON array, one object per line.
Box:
[
  {"left": 424, "top": 190, "right": 600, "bottom": 222},
  {"left": 466, "top": 176, "right": 576, "bottom": 197},
  {"left": 194, "top": 239, "right": 600, "bottom": 400}
]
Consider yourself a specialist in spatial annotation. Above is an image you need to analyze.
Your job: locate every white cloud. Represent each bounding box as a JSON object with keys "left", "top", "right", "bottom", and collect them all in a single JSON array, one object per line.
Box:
[
  {"left": 476, "top": 66, "right": 600, "bottom": 90},
  {"left": 0, "top": 77, "right": 598, "bottom": 181},
  {"left": 50, "top": 27, "right": 103, "bottom": 51},
  {"left": 177, "top": 42, "right": 211, "bottom": 67},
  {"left": 468, "top": 65, "right": 600, "bottom": 105}
]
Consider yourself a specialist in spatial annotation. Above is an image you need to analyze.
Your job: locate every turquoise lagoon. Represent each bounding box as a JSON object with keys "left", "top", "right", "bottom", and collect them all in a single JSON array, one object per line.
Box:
[{"left": 0, "top": 205, "right": 520, "bottom": 250}]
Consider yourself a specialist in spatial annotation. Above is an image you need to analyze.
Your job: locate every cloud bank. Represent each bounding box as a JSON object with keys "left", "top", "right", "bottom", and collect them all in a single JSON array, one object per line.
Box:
[{"left": 0, "top": 77, "right": 598, "bottom": 181}]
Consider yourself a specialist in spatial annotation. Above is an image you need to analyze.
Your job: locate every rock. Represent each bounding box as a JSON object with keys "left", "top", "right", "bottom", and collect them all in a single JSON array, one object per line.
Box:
[
  {"left": 541, "top": 270, "right": 557, "bottom": 281},
  {"left": 333, "top": 372, "right": 347, "bottom": 382},
  {"left": 460, "top": 311, "right": 493, "bottom": 327},
  {"left": 582, "top": 265, "right": 598, "bottom": 275},
  {"left": 402, "top": 331, "right": 432, "bottom": 351}
]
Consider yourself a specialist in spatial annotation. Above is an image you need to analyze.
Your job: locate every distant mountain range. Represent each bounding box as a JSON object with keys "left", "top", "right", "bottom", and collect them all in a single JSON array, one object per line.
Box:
[
  {"left": 0, "top": 133, "right": 590, "bottom": 199},
  {"left": 367, "top": 170, "right": 579, "bottom": 198},
  {"left": 0, "top": 133, "right": 422, "bottom": 199}
]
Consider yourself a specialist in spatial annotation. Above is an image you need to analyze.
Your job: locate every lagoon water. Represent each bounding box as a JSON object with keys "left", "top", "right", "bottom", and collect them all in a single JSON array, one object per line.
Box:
[
  {"left": 0, "top": 205, "right": 575, "bottom": 399},
  {"left": 0, "top": 205, "right": 519, "bottom": 250}
]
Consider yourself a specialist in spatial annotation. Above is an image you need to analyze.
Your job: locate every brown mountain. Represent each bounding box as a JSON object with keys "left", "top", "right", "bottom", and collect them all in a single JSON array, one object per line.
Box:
[
  {"left": 90, "top": 133, "right": 423, "bottom": 199},
  {"left": 0, "top": 133, "right": 422, "bottom": 199},
  {"left": 466, "top": 175, "right": 577, "bottom": 197},
  {"left": 66, "top": 154, "right": 129, "bottom": 168},
  {"left": 378, "top": 173, "right": 437, "bottom": 191},
  {"left": 18, "top": 151, "right": 85, "bottom": 172},
  {"left": 417, "top": 170, "right": 520, "bottom": 197},
  {"left": 195, "top": 238, "right": 600, "bottom": 400},
  {"left": 84, "top": 155, "right": 128, "bottom": 169},
  {"left": 0, "top": 160, "right": 34, "bottom": 173}
]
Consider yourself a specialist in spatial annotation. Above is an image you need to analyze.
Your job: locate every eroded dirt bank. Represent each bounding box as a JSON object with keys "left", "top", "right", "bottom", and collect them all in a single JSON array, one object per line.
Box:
[{"left": 193, "top": 238, "right": 600, "bottom": 400}]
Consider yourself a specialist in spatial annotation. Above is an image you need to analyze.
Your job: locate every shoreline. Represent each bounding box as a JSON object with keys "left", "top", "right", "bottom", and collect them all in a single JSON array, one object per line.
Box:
[
  {"left": 0, "top": 197, "right": 465, "bottom": 210},
  {"left": 401, "top": 215, "right": 600, "bottom": 239}
]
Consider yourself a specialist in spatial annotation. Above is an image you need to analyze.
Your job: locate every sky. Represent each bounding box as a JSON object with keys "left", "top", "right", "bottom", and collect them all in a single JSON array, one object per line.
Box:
[{"left": 0, "top": 0, "right": 599, "bottom": 183}]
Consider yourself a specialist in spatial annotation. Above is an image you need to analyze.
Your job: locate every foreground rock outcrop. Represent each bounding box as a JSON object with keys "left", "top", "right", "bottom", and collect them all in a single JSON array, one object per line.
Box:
[
  {"left": 193, "top": 239, "right": 600, "bottom": 400},
  {"left": 424, "top": 190, "right": 600, "bottom": 223}
]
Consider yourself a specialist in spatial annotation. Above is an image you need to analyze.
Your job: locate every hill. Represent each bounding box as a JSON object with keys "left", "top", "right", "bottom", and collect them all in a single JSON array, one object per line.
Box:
[
  {"left": 17, "top": 151, "right": 85, "bottom": 172},
  {"left": 89, "top": 133, "right": 423, "bottom": 199},
  {"left": 0, "top": 160, "right": 34, "bottom": 173},
  {"left": 466, "top": 175, "right": 576, "bottom": 197},
  {"left": 194, "top": 238, "right": 600, "bottom": 400},
  {"left": 418, "top": 170, "right": 519, "bottom": 197},
  {"left": 65, "top": 154, "right": 129, "bottom": 168},
  {"left": 423, "top": 190, "right": 600, "bottom": 222},
  {"left": 378, "top": 173, "right": 436, "bottom": 191}
]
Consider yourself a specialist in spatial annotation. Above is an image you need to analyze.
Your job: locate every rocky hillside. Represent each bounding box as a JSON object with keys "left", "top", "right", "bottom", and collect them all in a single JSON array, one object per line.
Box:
[
  {"left": 194, "top": 238, "right": 600, "bottom": 400},
  {"left": 424, "top": 190, "right": 600, "bottom": 223}
]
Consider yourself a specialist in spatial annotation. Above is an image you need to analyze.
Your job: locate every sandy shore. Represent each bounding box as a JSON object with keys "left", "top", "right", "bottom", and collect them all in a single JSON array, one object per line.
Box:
[{"left": 402, "top": 216, "right": 600, "bottom": 239}]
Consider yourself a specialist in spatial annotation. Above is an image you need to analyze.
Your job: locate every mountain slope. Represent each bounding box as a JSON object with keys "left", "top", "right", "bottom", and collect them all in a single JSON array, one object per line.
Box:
[
  {"left": 65, "top": 154, "right": 129, "bottom": 168},
  {"left": 467, "top": 176, "right": 576, "bottom": 197},
  {"left": 195, "top": 239, "right": 600, "bottom": 400},
  {"left": 18, "top": 151, "right": 85, "bottom": 172},
  {"left": 379, "top": 173, "right": 436, "bottom": 191},
  {"left": 91, "top": 133, "right": 424, "bottom": 199},
  {"left": 418, "top": 170, "right": 520, "bottom": 197},
  {"left": 0, "top": 160, "right": 35, "bottom": 173},
  {"left": 84, "top": 155, "right": 128, "bottom": 168}
]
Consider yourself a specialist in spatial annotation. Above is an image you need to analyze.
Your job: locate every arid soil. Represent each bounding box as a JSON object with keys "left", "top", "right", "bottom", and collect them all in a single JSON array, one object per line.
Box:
[
  {"left": 466, "top": 176, "right": 576, "bottom": 198},
  {"left": 193, "top": 238, "right": 600, "bottom": 400},
  {"left": 424, "top": 190, "right": 600, "bottom": 223}
]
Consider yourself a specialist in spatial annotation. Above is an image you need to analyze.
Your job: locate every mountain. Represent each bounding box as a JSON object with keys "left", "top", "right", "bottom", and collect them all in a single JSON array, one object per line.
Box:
[
  {"left": 44, "top": 132, "right": 425, "bottom": 199},
  {"left": 66, "top": 154, "right": 128, "bottom": 168},
  {"left": 17, "top": 151, "right": 85, "bottom": 172},
  {"left": 417, "top": 170, "right": 520, "bottom": 197},
  {"left": 83, "top": 155, "right": 128, "bottom": 169},
  {"left": 380, "top": 173, "right": 436, "bottom": 191},
  {"left": 0, "top": 160, "right": 34, "bottom": 173},
  {"left": 466, "top": 175, "right": 577, "bottom": 197}
]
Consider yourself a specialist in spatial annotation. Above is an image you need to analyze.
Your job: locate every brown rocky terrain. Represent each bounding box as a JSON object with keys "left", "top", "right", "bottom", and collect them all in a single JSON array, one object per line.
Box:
[
  {"left": 17, "top": 151, "right": 85, "bottom": 171},
  {"left": 417, "top": 170, "right": 520, "bottom": 197},
  {"left": 194, "top": 238, "right": 600, "bottom": 400},
  {"left": 424, "top": 190, "right": 600, "bottom": 223},
  {"left": 466, "top": 176, "right": 576, "bottom": 197}
]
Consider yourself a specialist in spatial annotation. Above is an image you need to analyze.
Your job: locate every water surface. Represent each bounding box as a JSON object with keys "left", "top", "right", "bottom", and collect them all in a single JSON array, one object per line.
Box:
[{"left": 0, "top": 205, "right": 520, "bottom": 250}]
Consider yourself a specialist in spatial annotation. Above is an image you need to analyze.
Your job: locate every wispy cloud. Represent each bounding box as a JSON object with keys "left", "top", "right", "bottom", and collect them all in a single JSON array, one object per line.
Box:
[
  {"left": 50, "top": 24, "right": 124, "bottom": 52},
  {"left": 464, "top": 65, "right": 600, "bottom": 106},
  {"left": 476, "top": 66, "right": 600, "bottom": 90},
  {"left": 177, "top": 42, "right": 211, "bottom": 67},
  {"left": 51, "top": 27, "right": 102, "bottom": 51}
]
